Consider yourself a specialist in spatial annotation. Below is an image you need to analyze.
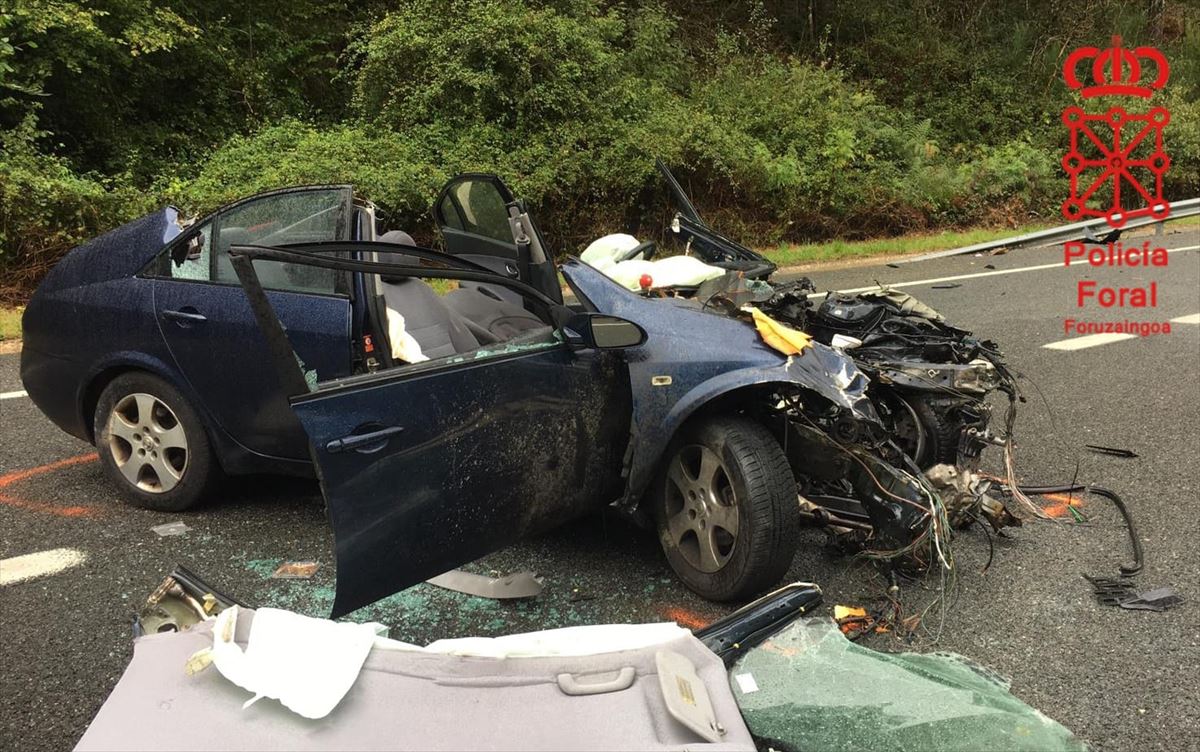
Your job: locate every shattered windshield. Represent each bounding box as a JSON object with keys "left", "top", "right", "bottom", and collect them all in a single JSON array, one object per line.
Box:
[{"left": 731, "top": 619, "right": 1087, "bottom": 752}]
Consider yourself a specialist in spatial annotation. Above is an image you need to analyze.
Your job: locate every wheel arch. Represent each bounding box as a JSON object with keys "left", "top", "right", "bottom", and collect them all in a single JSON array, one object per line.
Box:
[
  {"left": 80, "top": 354, "right": 215, "bottom": 446},
  {"left": 626, "top": 377, "right": 804, "bottom": 514}
]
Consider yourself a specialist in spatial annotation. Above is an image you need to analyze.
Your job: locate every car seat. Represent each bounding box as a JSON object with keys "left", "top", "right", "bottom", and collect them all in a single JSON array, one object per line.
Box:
[
  {"left": 374, "top": 231, "right": 547, "bottom": 362},
  {"left": 443, "top": 287, "right": 546, "bottom": 341}
]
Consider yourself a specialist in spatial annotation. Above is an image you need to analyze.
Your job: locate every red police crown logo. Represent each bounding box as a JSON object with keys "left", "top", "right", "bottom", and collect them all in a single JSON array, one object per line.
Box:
[{"left": 1063, "top": 36, "right": 1169, "bottom": 99}]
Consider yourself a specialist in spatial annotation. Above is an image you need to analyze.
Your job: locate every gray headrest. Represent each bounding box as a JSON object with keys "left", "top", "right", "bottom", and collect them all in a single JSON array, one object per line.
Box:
[
  {"left": 376, "top": 230, "right": 421, "bottom": 272},
  {"left": 378, "top": 230, "right": 416, "bottom": 246}
]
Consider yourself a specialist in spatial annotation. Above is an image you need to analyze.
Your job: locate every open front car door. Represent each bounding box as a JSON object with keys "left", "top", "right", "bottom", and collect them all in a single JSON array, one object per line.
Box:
[
  {"left": 433, "top": 173, "right": 563, "bottom": 305},
  {"left": 228, "top": 242, "right": 637, "bottom": 617}
]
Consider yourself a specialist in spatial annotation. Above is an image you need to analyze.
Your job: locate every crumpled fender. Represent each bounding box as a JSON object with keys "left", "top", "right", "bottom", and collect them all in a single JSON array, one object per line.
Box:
[{"left": 562, "top": 259, "right": 878, "bottom": 508}]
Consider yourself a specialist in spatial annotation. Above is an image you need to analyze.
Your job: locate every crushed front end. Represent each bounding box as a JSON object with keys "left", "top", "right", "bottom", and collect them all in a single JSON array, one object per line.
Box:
[{"left": 683, "top": 273, "right": 1030, "bottom": 567}]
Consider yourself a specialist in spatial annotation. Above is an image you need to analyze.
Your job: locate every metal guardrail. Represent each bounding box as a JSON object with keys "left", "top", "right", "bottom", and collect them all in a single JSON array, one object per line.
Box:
[{"left": 899, "top": 197, "right": 1200, "bottom": 264}]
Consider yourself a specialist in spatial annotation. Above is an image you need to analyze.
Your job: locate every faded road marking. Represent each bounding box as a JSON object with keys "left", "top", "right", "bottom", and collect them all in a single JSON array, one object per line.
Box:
[
  {"left": 0, "top": 548, "right": 88, "bottom": 586},
  {"left": 1170, "top": 313, "right": 1200, "bottom": 325},
  {"left": 0, "top": 390, "right": 28, "bottom": 400},
  {"left": 807, "top": 244, "right": 1200, "bottom": 298},
  {"left": 0, "top": 453, "right": 102, "bottom": 518},
  {"left": 1042, "top": 332, "right": 1139, "bottom": 351}
]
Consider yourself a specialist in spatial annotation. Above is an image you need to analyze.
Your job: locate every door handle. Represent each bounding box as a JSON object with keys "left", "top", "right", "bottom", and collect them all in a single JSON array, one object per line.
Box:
[
  {"left": 162, "top": 308, "right": 207, "bottom": 324},
  {"left": 325, "top": 425, "right": 405, "bottom": 454}
]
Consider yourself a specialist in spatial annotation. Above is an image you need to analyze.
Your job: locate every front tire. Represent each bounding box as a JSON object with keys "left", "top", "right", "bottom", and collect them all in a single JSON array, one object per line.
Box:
[
  {"left": 93, "top": 372, "right": 218, "bottom": 512},
  {"left": 652, "top": 415, "right": 800, "bottom": 601}
]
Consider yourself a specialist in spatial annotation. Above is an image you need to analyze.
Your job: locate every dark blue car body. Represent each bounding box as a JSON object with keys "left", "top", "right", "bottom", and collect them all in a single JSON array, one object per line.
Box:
[
  {"left": 21, "top": 190, "right": 358, "bottom": 477},
  {"left": 23, "top": 175, "right": 881, "bottom": 615}
]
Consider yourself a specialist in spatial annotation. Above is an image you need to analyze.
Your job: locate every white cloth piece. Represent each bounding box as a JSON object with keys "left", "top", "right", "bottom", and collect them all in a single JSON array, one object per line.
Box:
[
  {"left": 385, "top": 305, "right": 429, "bottom": 363},
  {"left": 209, "top": 606, "right": 387, "bottom": 720}
]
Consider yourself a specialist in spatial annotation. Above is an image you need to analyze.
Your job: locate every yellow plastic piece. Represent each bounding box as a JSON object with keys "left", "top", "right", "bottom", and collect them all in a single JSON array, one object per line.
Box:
[{"left": 749, "top": 307, "right": 813, "bottom": 355}]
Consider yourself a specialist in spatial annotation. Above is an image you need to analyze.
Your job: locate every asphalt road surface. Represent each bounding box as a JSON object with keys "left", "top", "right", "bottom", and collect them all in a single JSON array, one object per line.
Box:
[{"left": 2, "top": 227, "right": 1197, "bottom": 751}]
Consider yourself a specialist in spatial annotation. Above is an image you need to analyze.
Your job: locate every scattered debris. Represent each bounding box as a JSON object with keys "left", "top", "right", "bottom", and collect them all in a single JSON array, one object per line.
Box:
[
  {"left": 1011, "top": 484, "right": 1142, "bottom": 575},
  {"left": 696, "top": 583, "right": 822, "bottom": 664},
  {"left": 135, "top": 565, "right": 244, "bottom": 635},
  {"left": 832, "top": 605, "right": 867, "bottom": 621},
  {"left": 1033, "top": 491, "right": 1087, "bottom": 520},
  {"left": 150, "top": 521, "right": 190, "bottom": 537},
  {"left": 425, "top": 569, "right": 542, "bottom": 599},
  {"left": 930, "top": 283, "right": 962, "bottom": 289},
  {"left": 1084, "top": 574, "right": 1137, "bottom": 606},
  {"left": 568, "top": 587, "right": 596, "bottom": 602},
  {"left": 271, "top": 561, "right": 320, "bottom": 579},
  {"left": 1086, "top": 443, "right": 1139, "bottom": 458},
  {"left": 1118, "top": 587, "right": 1184, "bottom": 612},
  {"left": 1084, "top": 575, "right": 1183, "bottom": 612},
  {"left": 833, "top": 604, "right": 873, "bottom": 636}
]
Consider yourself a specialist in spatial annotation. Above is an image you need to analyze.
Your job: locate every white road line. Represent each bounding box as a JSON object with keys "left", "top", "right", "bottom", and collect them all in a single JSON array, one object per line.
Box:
[
  {"left": 0, "top": 548, "right": 88, "bottom": 586},
  {"left": 1042, "top": 333, "right": 1139, "bottom": 351},
  {"left": 807, "top": 244, "right": 1200, "bottom": 298},
  {"left": 0, "top": 390, "right": 28, "bottom": 400},
  {"left": 1170, "top": 313, "right": 1200, "bottom": 324}
]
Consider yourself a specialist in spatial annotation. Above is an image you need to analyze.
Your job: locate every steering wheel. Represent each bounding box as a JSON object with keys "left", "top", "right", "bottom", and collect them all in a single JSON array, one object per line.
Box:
[{"left": 616, "top": 240, "right": 656, "bottom": 263}]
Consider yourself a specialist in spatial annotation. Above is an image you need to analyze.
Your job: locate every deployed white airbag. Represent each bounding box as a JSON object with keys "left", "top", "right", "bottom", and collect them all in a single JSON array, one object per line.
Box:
[
  {"left": 385, "top": 305, "right": 429, "bottom": 363},
  {"left": 605, "top": 254, "right": 726, "bottom": 291},
  {"left": 582, "top": 233, "right": 727, "bottom": 291}
]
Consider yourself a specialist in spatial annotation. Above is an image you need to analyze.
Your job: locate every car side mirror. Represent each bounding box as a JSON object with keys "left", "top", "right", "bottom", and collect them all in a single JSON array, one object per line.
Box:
[{"left": 562, "top": 313, "right": 646, "bottom": 350}]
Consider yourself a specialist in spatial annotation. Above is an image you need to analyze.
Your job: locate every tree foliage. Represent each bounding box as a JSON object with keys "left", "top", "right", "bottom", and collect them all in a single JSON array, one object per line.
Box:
[{"left": 2, "top": 0, "right": 1198, "bottom": 299}]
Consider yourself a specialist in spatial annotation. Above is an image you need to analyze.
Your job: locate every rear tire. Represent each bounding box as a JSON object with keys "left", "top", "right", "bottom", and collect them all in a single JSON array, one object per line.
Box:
[
  {"left": 93, "top": 372, "right": 218, "bottom": 512},
  {"left": 652, "top": 415, "right": 800, "bottom": 601}
]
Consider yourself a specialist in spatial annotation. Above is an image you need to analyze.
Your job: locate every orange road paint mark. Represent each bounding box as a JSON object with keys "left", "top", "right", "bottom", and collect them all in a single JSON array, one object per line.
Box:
[
  {"left": 0, "top": 453, "right": 99, "bottom": 488},
  {"left": 1039, "top": 491, "right": 1084, "bottom": 519},
  {"left": 0, "top": 494, "right": 98, "bottom": 518},
  {"left": 0, "top": 453, "right": 102, "bottom": 518},
  {"left": 660, "top": 605, "right": 709, "bottom": 630}
]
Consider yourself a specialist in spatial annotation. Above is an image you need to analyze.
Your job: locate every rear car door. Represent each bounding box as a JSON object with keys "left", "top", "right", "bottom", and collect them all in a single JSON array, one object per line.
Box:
[
  {"left": 149, "top": 187, "right": 355, "bottom": 460},
  {"left": 433, "top": 174, "right": 562, "bottom": 304}
]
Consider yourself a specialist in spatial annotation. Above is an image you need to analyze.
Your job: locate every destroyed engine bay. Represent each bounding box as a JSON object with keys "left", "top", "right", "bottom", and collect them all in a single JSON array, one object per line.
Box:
[{"left": 656, "top": 271, "right": 1027, "bottom": 576}]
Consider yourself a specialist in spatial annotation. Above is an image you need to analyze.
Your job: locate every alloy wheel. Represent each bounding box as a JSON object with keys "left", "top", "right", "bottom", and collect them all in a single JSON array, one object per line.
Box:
[
  {"left": 106, "top": 393, "right": 188, "bottom": 493},
  {"left": 663, "top": 444, "right": 740, "bottom": 573}
]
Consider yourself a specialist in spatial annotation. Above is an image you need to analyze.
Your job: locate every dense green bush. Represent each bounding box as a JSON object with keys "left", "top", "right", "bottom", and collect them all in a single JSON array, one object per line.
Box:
[
  {"left": 2, "top": 0, "right": 1198, "bottom": 299},
  {"left": 0, "top": 119, "right": 148, "bottom": 301}
]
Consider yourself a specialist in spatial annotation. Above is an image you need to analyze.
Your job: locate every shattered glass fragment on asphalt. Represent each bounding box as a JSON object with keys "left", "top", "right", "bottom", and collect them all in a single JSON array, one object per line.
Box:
[
  {"left": 150, "top": 521, "right": 190, "bottom": 537},
  {"left": 271, "top": 561, "right": 320, "bottom": 579}
]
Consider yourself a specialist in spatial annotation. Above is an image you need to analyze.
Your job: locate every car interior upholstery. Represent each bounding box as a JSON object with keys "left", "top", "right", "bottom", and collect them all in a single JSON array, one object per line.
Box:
[{"left": 372, "top": 231, "right": 550, "bottom": 365}]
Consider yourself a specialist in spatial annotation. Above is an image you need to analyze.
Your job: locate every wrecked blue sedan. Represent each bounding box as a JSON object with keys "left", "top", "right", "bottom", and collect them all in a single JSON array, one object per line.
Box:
[
  {"left": 215, "top": 173, "right": 960, "bottom": 616},
  {"left": 25, "top": 172, "right": 999, "bottom": 615}
]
